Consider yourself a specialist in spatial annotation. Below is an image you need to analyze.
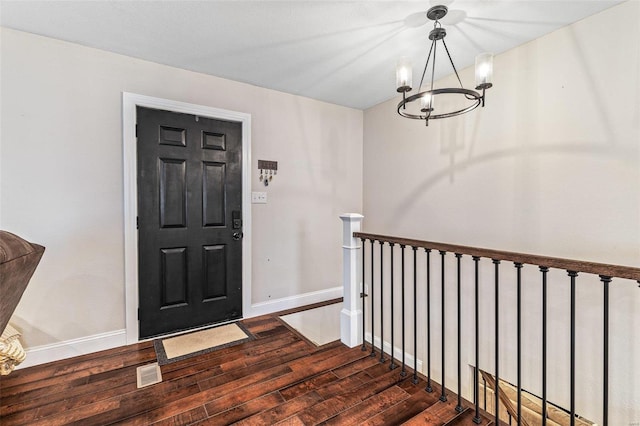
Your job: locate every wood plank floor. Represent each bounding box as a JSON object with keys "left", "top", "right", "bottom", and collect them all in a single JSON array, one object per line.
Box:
[{"left": 0, "top": 309, "right": 496, "bottom": 425}]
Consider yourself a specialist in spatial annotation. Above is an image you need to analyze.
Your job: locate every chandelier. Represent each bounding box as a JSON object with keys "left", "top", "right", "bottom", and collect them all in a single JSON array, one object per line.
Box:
[{"left": 396, "top": 5, "right": 494, "bottom": 126}]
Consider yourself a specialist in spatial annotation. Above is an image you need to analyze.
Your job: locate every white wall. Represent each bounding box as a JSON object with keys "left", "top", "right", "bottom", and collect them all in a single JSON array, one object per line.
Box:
[
  {"left": 0, "top": 28, "right": 362, "bottom": 349},
  {"left": 363, "top": 1, "right": 639, "bottom": 424}
]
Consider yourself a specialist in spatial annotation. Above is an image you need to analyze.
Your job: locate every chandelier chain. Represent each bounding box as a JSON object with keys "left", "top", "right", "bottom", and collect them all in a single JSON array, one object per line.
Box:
[
  {"left": 442, "top": 38, "right": 476, "bottom": 101},
  {"left": 418, "top": 39, "right": 436, "bottom": 92},
  {"left": 441, "top": 38, "right": 463, "bottom": 89},
  {"left": 430, "top": 35, "right": 437, "bottom": 93}
]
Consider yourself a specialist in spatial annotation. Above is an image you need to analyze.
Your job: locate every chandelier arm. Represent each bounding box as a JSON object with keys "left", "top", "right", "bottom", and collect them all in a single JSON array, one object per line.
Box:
[
  {"left": 430, "top": 35, "right": 437, "bottom": 92},
  {"left": 441, "top": 38, "right": 464, "bottom": 89},
  {"left": 418, "top": 38, "right": 436, "bottom": 93},
  {"left": 442, "top": 38, "right": 477, "bottom": 101}
]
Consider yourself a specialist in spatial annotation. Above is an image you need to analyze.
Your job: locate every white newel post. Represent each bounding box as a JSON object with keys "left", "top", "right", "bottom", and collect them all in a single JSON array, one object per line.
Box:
[{"left": 339, "top": 213, "right": 364, "bottom": 348}]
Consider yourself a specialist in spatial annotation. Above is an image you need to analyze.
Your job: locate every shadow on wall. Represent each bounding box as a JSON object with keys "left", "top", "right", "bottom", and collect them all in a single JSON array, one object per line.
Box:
[
  {"left": 9, "top": 314, "right": 58, "bottom": 350},
  {"left": 8, "top": 225, "right": 125, "bottom": 349},
  {"left": 392, "top": 140, "right": 637, "bottom": 221}
]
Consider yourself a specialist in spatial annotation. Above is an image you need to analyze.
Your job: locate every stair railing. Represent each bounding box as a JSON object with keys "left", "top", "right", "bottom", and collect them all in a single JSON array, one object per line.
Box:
[{"left": 339, "top": 221, "right": 640, "bottom": 426}]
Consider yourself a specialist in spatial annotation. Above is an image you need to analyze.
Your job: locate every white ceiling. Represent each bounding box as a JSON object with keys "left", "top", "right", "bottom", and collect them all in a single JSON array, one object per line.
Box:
[{"left": 0, "top": 0, "right": 624, "bottom": 110}]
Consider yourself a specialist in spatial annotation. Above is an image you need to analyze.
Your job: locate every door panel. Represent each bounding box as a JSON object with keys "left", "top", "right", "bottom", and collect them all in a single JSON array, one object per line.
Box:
[
  {"left": 159, "top": 158, "right": 187, "bottom": 228},
  {"left": 203, "top": 244, "right": 227, "bottom": 300},
  {"left": 137, "top": 106, "right": 242, "bottom": 339},
  {"left": 202, "top": 162, "right": 226, "bottom": 227},
  {"left": 160, "top": 247, "right": 188, "bottom": 307},
  {"left": 202, "top": 131, "right": 226, "bottom": 150}
]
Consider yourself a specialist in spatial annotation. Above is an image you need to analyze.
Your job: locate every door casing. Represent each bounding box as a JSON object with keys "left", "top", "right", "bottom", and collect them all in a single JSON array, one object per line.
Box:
[{"left": 122, "top": 92, "right": 252, "bottom": 344}]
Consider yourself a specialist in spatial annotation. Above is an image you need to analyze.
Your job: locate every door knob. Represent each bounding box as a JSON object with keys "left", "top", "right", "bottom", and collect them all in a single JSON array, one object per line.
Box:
[{"left": 233, "top": 232, "right": 243, "bottom": 241}]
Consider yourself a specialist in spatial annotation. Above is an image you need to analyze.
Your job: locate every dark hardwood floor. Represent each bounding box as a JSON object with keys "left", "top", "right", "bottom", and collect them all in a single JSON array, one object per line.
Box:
[{"left": 0, "top": 308, "right": 495, "bottom": 425}]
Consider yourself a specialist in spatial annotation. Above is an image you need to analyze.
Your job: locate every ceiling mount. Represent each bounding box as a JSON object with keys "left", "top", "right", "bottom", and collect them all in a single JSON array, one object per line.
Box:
[
  {"left": 426, "top": 5, "right": 448, "bottom": 21},
  {"left": 395, "top": 5, "right": 494, "bottom": 126}
]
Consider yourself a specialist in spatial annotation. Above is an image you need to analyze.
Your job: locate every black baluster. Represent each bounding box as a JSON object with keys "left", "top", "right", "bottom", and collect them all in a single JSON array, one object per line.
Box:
[
  {"left": 413, "top": 246, "right": 418, "bottom": 384},
  {"left": 515, "top": 262, "right": 523, "bottom": 426},
  {"left": 473, "top": 256, "right": 481, "bottom": 424},
  {"left": 440, "top": 250, "right": 447, "bottom": 402},
  {"left": 389, "top": 243, "right": 397, "bottom": 370},
  {"left": 540, "top": 266, "right": 549, "bottom": 425},
  {"left": 361, "top": 238, "right": 367, "bottom": 352},
  {"left": 455, "top": 253, "right": 463, "bottom": 412},
  {"left": 493, "top": 259, "right": 500, "bottom": 424},
  {"left": 600, "top": 275, "right": 611, "bottom": 426},
  {"left": 400, "top": 245, "right": 407, "bottom": 377},
  {"left": 425, "top": 248, "right": 433, "bottom": 391},
  {"left": 370, "top": 239, "right": 376, "bottom": 358},
  {"left": 379, "top": 240, "right": 386, "bottom": 363},
  {"left": 568, "top": 270, "right": 578, "bottom": 426}
]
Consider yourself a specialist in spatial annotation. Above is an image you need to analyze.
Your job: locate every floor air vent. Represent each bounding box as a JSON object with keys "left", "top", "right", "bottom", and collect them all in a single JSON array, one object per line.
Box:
[{"left": 136, "top": 363, "right": 162, "bottom": 388}]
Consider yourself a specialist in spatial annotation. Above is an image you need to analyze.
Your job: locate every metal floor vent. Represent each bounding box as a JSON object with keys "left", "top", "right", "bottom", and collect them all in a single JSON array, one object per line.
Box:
[{"left": 136, "top": 363, "right": 162, "bottom": 388}]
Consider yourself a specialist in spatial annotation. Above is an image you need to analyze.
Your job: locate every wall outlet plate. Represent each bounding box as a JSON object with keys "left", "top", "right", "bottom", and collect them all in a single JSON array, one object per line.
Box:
[{"left": 251, "top": 192, "right": 267, "bottom": 204}]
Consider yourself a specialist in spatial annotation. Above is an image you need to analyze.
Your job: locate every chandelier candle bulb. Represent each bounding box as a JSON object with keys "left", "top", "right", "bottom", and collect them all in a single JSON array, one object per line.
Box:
[
  {"left": 420, "top": 93, "right": 434, "bottom": 112},
  {"left": 396, "top": 57, "right": 413, "bottom": 92},
  {"left": 475, "top": 53, "right": 494, "bottom": 90}
]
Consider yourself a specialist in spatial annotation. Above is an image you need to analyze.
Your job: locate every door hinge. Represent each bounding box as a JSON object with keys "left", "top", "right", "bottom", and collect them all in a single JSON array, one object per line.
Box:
[
  {"left": 136, "top": 216, "right": 139, "bottom": 229},
  {"left": 137, "top": 308, "right": 140, "bottom": 320},
  {"left": 135, "top": 124, "right": 138, "bottom": 137}
]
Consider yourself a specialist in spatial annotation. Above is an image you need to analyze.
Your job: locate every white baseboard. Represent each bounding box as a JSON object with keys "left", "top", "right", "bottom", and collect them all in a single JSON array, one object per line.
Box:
[
  {"left": 365, "top": 332, "right": 424, "bottom": 373},
  {"left": 18, "top": 329, "right": 126, "bottom": 369},
  {"left": 16, "top": 287, "right": 342, "bottom": 369},
  {"left": 247, "top": 286, "right": 343, "bottom": 318}
]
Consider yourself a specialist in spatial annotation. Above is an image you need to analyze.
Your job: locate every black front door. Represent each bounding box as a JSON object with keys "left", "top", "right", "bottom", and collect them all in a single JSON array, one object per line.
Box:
[{"left": 136, "top": 106, "right": 243, "bottom": 339}]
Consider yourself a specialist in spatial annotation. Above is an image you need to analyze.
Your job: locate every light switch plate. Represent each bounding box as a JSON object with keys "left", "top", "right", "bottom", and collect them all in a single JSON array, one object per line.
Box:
[{"left": 251, "top": 192, "right": 267, "bottom": 204}]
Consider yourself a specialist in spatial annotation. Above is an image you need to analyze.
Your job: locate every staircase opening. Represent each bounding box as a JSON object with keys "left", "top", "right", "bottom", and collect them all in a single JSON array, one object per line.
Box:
[{"left": 474, "top": 367, "right": 596, "bottom": 426}]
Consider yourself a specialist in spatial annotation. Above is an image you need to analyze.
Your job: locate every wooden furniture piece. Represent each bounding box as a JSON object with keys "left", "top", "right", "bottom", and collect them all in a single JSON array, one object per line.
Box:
[
  {"left": 0, "top": 231, "right": 45, "bottom": 333},
  {"left": 0, "top": 231, "right": 45, "bottom": 374}
]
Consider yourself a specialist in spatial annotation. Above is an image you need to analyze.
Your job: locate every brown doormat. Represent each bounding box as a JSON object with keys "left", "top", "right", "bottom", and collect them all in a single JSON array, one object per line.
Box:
[{"left": 154, "top": 322, "right": 254, "bottom": 365}]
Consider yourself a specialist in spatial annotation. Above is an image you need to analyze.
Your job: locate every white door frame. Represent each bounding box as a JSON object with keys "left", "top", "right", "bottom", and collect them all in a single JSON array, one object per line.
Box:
[{"left": 122, "top": 92, "right": 252, "bottom": 344}]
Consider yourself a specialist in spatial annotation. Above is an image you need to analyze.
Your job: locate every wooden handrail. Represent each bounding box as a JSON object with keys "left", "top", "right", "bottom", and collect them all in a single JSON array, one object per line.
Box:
[{"left": 354, "top": 232, "right": 640, "bottom": 281}]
